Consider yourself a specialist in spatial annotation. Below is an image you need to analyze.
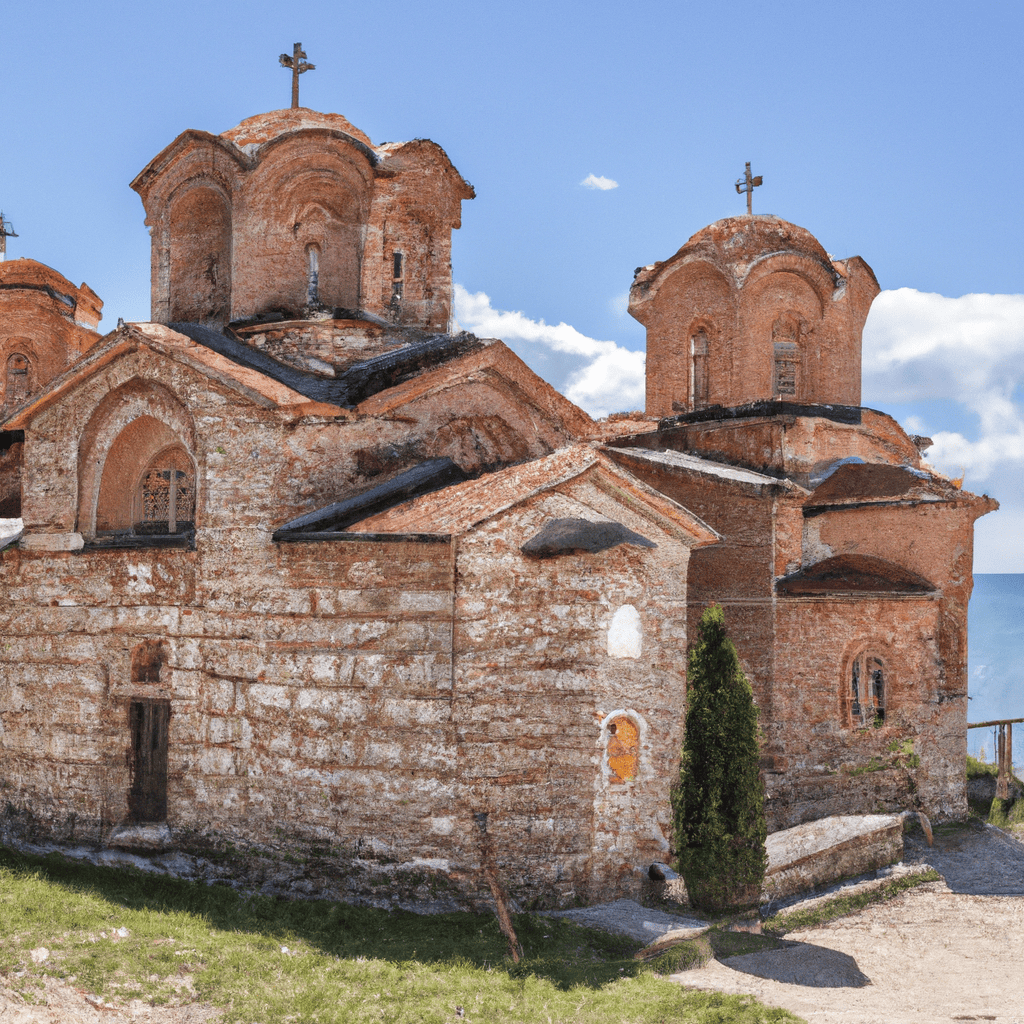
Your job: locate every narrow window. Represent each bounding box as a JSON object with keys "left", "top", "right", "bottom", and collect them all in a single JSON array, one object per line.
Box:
[
  {"left": 690, "top": 330, "right": 708, "bottom": 410},
  {"left": 607, "top": 716, "right": 640, "bottom": 783},
  {"left": 391, "top": 251, "right": 404, "bottom": 304},
  {"left": 128, "top": 699, "right": 170, "bottom": 822},
  {"left": 847, "top": 652, "right": 885, "bottom": 727},
  {"left": 772, "top": 314, "right": 801, "bottom": 399},
  {"left": 306, "top": 245, "right": 320, "bottom": 306},
  {"left": 4, "top": 353, "right": 31, "bottom": 410}
]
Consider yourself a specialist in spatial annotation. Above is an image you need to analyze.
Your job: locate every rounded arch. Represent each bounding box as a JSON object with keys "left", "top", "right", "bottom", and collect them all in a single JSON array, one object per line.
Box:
[
  {"left": 3, "top": 351, "right": 33, "bottom": 411},
  {"left": 237, "top": 139, "right": 374, "bottom": 317},
  {"left": 167, "top": 181, "right": 232, "bottom": 323},
  {"left": 77, "top": 378, "right": 196, "bottom": 538},
  {"left": 741, "top": 251, "right": 837, "bottom": 306},
  {"left": 598, "top": 709, "right": 648, "bottom": 785},
  {"left": 841, "top": 640, "right": 892, "bottom": 729}
]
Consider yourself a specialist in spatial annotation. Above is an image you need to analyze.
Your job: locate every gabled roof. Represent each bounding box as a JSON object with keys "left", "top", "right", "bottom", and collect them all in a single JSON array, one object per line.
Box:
[
  {"left": 353, "top": 338, "right": 594, "bottom": 436},
  {"left": 344, "top": 445, "right": 720, "bottom": 545},
  {"left": 169, "top": 321, "right": 484, "bottom": 410},
  {"left": 1, "top": 323, "right": 345, "bottom": 429}
]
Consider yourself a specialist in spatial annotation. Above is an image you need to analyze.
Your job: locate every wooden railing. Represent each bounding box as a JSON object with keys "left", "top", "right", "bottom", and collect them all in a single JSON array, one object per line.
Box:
[{"left": 967, "top": 717, "right": 1021, "bottom": 799}]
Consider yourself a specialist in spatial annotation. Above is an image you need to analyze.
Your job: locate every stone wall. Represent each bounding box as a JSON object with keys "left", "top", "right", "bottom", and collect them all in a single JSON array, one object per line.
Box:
[{"left": 0, "top": 475, "right": 693, "bottom": 905}]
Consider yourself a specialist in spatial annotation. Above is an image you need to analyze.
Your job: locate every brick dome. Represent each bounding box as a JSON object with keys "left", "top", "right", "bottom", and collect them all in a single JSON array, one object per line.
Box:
[
  {"left": 221, "top": 107, "right": 372, "bottom": 150},
  {"left": 675, "top": 214, "right": 832, "bottom": 271}
]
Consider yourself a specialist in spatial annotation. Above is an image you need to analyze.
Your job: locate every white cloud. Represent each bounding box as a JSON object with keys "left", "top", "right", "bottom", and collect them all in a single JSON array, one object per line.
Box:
[
  {"left": 608, "top": 291, "right": 630, "bottom": 317},
  {"left": 580, "top": 173, "right": 618, "bottom": 191},
  {"left": 452, "top": 284, "right": 644, "bottom": 417},
  {"left": 863, "top": 289, "right": 1024, "bottom": 484},
  {"left": 863, "top": 288, "right": 1024, "bottom": 571}
]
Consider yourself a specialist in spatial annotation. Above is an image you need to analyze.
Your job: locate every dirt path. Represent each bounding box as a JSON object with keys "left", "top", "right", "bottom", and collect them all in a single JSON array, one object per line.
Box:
[
  {"left": 677, "top": 884, "right": 1023, "bottom": 1024},
  {"left": 677, "top": 823, "right": 1024, "bottom": 1024}
]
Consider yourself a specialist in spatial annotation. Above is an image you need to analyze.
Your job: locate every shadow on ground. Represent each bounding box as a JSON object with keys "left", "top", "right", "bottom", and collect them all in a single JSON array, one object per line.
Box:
[
  {"left": 720, "top": 941, "right": 871, "bottom": 988},
  {"left": 0, "top": 846, "right": 640, "bottom": 992}
]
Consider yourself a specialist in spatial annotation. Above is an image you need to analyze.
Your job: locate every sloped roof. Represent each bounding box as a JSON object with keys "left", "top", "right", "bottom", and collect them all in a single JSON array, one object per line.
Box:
[
  {"left": 345, "top": 445, "right": 719, "bottom": 545},
  {"left": 170, "top": 321, "right": 484, "bottom": 410},
  {"left": 809, "top": 461, "right": 947, "bottom": 502},
  {"left": 353, "top": 339, "right": 594, "bottom": 436},
  {"left": 1, "top": 323, "right": 345, "bottom": 429},
  {"left": 608, "top": 445, "right": 802, "bottom": 494},
  {"left": 776, "top": 554, "right": 937, "bottom": 597}
]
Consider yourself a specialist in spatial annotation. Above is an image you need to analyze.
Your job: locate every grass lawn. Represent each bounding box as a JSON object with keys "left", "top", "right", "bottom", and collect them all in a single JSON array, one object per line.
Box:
[{"left": 0, "top": 846, "right": 802, "bottom": 1024}]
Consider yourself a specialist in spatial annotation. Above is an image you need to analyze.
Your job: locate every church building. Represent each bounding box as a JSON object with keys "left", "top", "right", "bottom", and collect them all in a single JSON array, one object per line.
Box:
[{"left": 0, "top": 96, "right": 996, "bottom": 905}]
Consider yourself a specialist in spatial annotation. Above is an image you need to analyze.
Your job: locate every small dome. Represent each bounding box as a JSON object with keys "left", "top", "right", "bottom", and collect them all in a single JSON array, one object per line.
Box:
[
  {"left": 677, "top": 214, "right": 832, "bottom": 268},
  {"left": 221, "top": 107, "right": 372, "bottom": 149},
  {"left": 678, "top": 215, "right": 831, "bottom": 266}
]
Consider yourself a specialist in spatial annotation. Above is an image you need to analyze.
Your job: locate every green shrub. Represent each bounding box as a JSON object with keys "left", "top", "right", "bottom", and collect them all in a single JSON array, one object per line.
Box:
[{"left": 672, "top": 605, "right": 767, "bottom": 913}]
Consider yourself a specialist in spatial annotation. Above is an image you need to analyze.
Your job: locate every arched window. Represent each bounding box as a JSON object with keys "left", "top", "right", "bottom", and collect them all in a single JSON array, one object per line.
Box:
[
  {"left": 4, "top": 353, "right": 32, "bottom": 410},
  {"left": 306, "top": 244, "right": 320, "bottom": 307},
  {"left": 847, "top": 651, "right": 885, "bottom": 728},
  {"left": 606, "top": 715, "right": 640, "bottom": 783},
  {"left": 772, "top": 314, "right": 801, "bottom": 398},
  {"left": 135, "top": 446, "right": 195, "bottom": 535},
  {"left": 690, "top": 329, "right": 709, "bottom": 410}
]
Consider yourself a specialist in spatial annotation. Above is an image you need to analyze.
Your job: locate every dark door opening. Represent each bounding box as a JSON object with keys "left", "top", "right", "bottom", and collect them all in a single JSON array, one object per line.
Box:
[{"left": 128, "top": 700, "right": 169, "bottom": 822}]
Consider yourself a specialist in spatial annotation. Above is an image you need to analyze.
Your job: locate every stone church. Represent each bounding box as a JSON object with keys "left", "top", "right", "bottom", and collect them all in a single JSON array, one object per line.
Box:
[{"left": 0, "top": 100, "right": 996, "bottom": 905}]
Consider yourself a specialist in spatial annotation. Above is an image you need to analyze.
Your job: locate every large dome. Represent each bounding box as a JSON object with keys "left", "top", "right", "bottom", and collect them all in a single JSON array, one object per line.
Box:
[{"left": 220, "top": 107, "right": 372, "bottom": 149}]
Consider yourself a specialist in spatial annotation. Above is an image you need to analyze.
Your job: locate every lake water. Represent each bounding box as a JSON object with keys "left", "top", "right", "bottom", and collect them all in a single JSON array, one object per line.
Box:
[{"left": 968, "top": 573, "right": 1024, "bottom": 770}]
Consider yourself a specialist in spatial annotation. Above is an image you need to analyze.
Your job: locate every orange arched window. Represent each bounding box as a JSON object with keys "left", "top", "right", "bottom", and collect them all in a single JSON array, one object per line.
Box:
[{"left": 607, "top": 716, "right": 640, "bottom": 782}]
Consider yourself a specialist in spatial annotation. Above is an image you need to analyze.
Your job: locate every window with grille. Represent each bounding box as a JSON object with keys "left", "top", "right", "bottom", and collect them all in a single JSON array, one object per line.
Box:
[{"left": 135, "top": 448, "right": 195, "bottom": 535}]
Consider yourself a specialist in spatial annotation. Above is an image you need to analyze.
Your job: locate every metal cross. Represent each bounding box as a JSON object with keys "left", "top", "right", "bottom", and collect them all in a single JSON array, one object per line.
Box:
[
  {"left": 734, "top": 162, "right": 763, "bottom": 215},
  {"left": 0, "top": 211, "right": 18, "bottom": 262},
  {"left": 279, "top": 43, "right": 315, "bottom": 109}
]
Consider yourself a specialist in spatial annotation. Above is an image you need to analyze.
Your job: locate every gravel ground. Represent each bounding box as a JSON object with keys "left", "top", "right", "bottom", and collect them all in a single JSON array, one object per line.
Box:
[{"left": 674, "top": 822, "right": 1024, "bottom": 1024}]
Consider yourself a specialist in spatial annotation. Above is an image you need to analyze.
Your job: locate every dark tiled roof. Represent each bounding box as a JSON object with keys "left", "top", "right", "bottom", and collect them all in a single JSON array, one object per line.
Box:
[
  {"left": 168, "top": 322, "right": 483, "bottom": 409},
  {"left": 273, "top": 458, "right": 467, "bottom": 540},
  {"left": 776, "top": 554, "right": 937, "bottom": 596}
]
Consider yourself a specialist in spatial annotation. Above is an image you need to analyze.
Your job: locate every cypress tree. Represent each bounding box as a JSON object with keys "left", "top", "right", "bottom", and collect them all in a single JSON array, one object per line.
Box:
[{"left": 672, "top": 604, "right": 767, "bottom": 913}]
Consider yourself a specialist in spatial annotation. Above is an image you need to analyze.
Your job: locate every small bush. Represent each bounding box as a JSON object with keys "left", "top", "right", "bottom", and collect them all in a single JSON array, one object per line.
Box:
[{"left": 672, "top": 605, "right": 767, "bottom": 913}]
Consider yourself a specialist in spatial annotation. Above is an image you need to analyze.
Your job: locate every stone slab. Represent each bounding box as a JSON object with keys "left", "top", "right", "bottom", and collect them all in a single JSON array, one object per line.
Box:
[{"left": 765, "top": 813, "right": 903, "bottom": 900}]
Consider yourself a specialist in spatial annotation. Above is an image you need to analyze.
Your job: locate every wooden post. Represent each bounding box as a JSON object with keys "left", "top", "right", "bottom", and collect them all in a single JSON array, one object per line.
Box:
[{"left": 996, "top": 723, "right": 1009, "bottom": 800}]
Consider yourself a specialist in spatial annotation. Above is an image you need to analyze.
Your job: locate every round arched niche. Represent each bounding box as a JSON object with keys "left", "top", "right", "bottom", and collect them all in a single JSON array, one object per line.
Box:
[
  {"left": 77, "top": 379, "right": 197, "bottom": 539},
  {"left": 167, "top": 183, "right": 232, "bottom": 324}
]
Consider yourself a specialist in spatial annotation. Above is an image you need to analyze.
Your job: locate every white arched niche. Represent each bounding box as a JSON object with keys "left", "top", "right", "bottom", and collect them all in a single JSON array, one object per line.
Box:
[{"left": 607, "top": 604, "right": 642, "bottom": 659}]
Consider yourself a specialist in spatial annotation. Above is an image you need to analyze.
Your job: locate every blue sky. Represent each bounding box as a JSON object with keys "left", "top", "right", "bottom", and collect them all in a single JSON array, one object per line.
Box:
[{"left": 3, "top": 0, "right": 1022, "bottom": 569}]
